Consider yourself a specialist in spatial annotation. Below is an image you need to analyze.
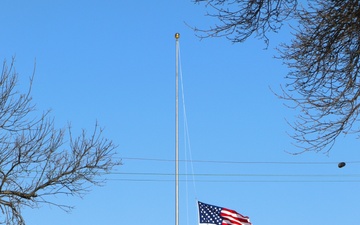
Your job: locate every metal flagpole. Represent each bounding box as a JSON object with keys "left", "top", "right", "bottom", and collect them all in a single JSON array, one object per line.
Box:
[{"left": 175, "top": 32, "right": 180, "bottom": 225}]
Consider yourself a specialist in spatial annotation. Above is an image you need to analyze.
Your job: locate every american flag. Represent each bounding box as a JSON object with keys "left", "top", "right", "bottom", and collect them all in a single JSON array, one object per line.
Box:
[{"left": 198, "top": 201, "right": 252, "bottom": 225}]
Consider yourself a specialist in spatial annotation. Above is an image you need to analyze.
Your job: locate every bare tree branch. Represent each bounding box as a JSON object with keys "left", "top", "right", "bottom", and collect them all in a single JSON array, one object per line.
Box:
[
  {"left": 192, "top": 0, "right": 298, "bottom": 45},
  {"left": 195, "top": 0, "right": 360, "bottom": 153},
  {"left": 278, "top": 0, "right": 360, "bottom": 153},
  {"left": 0, "top": 58, "right": 121, "bottom": 225}
]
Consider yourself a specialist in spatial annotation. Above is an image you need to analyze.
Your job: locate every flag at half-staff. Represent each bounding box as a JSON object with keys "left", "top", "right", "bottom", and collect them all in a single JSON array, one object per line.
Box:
[{"left": 198, "top": 201, "right": 252, "bottom": 225}]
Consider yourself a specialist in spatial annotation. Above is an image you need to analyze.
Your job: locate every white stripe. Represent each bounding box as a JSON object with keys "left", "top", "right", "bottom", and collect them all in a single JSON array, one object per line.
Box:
[
  {"left": 221, "top": 209, "right": 249, "bottom": 219},
  {"left": 222, "top": 210, "right": 251, "bottom": 225},
  {"left": 223, "top": 219, "right": 252, "bottom": 225},
  {"left": 222, "top": 210, "right": 249, "bottom": 220}
]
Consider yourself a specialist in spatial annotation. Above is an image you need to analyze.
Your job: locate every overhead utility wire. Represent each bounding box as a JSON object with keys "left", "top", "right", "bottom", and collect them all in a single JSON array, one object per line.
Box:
[
  {"left": 109, "top": 172, "right": 360, "bottom": 177},
  {"left": 120, "top": 157, "right": 360, "bottom": 165},
  {"left": 104, "top": 178, "right": 360, "bottom": 183},
  {"left": 102, "top": 171, "right": 360, "bottom": 182}
]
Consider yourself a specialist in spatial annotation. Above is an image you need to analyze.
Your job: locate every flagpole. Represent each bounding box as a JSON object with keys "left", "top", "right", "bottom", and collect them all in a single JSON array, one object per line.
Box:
[{"left": 175, "top": 32, "right": 180, "bottom": 225}]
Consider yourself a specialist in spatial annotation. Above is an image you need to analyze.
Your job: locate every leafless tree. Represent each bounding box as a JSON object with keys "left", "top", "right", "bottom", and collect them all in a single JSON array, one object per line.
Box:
[
  {"left": 0, "top": 58, "right": 121, "bottom": 225},
  {"left": 279, "top": 1, "right": 360, "bottom": 153},
  {"left": 193, "top": 0, "right": 298, "bottom": 45},
  {"left": 194, "top": 0, "right": 360, "bottom": 153}
]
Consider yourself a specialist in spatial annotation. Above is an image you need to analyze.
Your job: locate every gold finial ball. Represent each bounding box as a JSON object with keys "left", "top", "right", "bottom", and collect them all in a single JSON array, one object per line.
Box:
[{"left": 175, "top": 33, "right": 180, "bottom": 39}]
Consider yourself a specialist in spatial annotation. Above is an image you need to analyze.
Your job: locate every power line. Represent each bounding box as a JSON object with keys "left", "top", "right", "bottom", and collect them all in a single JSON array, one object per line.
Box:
[
  {"left": 121, "top": 157, "right": 360, "bottom": 165},
  {"left": 109, "top": 172, "right": 360, "bottom": 177},
  {"left": 104, "top": 178, "right": 360, "bottom": 183}
]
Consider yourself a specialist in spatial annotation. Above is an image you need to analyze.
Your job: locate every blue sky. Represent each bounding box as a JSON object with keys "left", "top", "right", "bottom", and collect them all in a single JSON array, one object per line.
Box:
[{"left": 1, "top": 1, "right": 359, "bottom": 224}]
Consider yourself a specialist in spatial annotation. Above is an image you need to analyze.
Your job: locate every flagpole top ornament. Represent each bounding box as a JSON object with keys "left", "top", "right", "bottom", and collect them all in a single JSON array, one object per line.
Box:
[{"left": 175, "top": 33, "right": 180, "bottom": 39}]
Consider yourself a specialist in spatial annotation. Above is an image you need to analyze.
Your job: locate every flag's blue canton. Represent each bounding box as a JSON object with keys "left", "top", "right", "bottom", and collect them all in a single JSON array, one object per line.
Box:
[{"left": 199, "top": 201, "right": 223, "bottom": 225}]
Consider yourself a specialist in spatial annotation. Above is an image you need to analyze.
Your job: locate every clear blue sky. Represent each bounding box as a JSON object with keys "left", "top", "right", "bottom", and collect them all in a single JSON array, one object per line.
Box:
[{"left": 1, "top": 1, "right": 359, "bottom": 224}]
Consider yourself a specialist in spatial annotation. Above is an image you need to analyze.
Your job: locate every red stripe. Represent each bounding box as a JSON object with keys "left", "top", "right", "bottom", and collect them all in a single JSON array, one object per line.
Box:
[
  {"left": 222, "top": 219, "right": 242, "bottom": 225},
  {"left": 220, "top": 208, "right": 251, "bottom": 225}
]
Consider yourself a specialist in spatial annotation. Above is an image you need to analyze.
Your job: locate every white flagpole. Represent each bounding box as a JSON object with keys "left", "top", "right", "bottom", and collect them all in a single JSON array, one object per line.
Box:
[{"left": 175, "top": 32, "right": 180, "bottom": 225}]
